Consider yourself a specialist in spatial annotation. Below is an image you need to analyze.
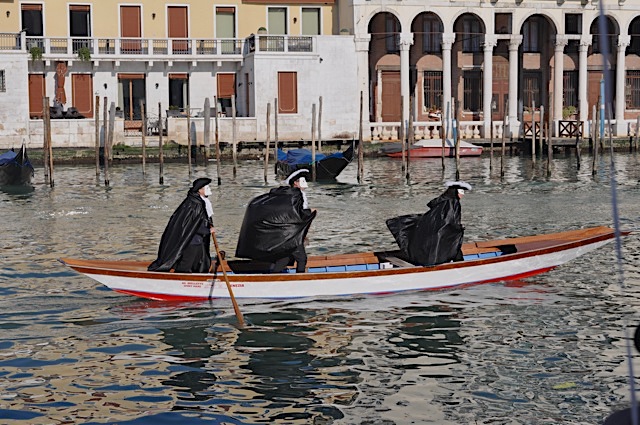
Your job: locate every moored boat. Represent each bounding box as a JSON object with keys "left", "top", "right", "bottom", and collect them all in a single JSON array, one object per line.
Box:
[
  {"left": 0, "top": 145, "right": 34, "bottom": 186},
  {"left": 59, "top": 226, "right": 622, "bottom": 302},
  {"left": 275, "top": 144, "right": 355, "bottom": 181},
  {"left": 382, "top": 139, "right": 483, "bottom": 158}
]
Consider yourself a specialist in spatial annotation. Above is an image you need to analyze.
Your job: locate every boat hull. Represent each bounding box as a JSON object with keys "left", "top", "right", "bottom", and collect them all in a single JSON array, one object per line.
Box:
[
  {"left": 275, "top": 145, "right": 355, "bottom": 180},
  {"left": 0, "top": 145, "right": 34, "bottom": 186},
  {"left": 383, "top": 139, "right": 483, "bottom": 158},
  {"left": 60, "top": 227, "right": 618, "bottom": 301}
]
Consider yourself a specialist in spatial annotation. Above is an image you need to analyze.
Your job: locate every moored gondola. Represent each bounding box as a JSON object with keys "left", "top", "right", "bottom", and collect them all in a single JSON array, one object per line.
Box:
[
  {"left": 275, "top": 144, "right": 355, "bottom": 181},
  {"left": 0, "top": 145, "right": 34, "bottom": 186}
]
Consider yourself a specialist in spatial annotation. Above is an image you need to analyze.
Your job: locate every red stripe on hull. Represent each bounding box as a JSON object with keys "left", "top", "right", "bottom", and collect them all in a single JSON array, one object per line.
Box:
[{"left": 114, "top": 289, "right": 211, "bottom": 302}]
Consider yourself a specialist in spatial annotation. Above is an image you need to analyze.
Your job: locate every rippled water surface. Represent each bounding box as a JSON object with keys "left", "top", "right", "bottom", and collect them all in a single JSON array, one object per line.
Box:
[{"left": 1, "top": 152, "right": 640, "bottom": 424}]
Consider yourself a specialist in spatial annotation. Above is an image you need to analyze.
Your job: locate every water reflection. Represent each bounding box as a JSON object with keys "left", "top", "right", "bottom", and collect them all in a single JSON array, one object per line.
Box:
[{"left": 0, "top": 153, "right": 639, "bottom": 424}]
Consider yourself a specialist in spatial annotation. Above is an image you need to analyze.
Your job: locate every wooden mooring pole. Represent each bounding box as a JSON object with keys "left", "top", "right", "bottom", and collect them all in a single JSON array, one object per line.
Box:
[
  {"left": 264, "top": 102, "right": 271, "bottom": 184},
  {"left": 407, "top": 95, "right": 413, "bottom": 184},
  {"left": 140, "top": 100, "right": 146, "bottom": 175},
  {"left": 187, "top": 105, "right": 192, "bottom": 175},
  {"left": 203, "top": 98, "right": 211, "bottom": 162},
  {"left": 42, "top": 97, "right": 51, "bottom": 186},
  {"left": 103, "top": 97, "right": 108, "bottom": 186},
  {"left": 232, "top": 96, "right": 237, "bottom": 178},
  {"left": 318, "top": 96, "right": 323, "bottom": 152},
  {"left": 358, "top": 91, "right": 364, "bottom": 183},
  {"left": 400, "top": 96, "right": 406, "bottom": 176},
  {"left": 274, "top": 98, "right": 279, "bottom": 166},
  {"left": 105, "top": 102, "right": 116, "bottom": 187},
  {"left": 500, "top": 101, "right": 508, "bottom": 178},
  {"left": 94, "top": 96, "right": 100, "bottom": 177},
  {"left": 158, "top": 102, "right": 164, "bottom": 185},
  {"left": 531, "top": 101, "right": 536, "bottom": 166},
  {"left": 214, "top": 96, "right": 221, "bottom": 185},
  {"left": 311, "top": 103, "right": 317, "bottom": 182},
  {"left": 634, "top": 115, "right": 640, "bottom": 152}
]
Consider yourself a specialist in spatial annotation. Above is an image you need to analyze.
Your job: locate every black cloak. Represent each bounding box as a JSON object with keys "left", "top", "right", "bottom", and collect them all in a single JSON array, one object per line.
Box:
[
  {"left": 148, "top": 191, "right": 212, "bottom": 272},
  {"left": 236, "top": 186, "right": 316, "bottom": 261},
  {"left": 386, "top": 187, "right": 464, "bottom": 266}
]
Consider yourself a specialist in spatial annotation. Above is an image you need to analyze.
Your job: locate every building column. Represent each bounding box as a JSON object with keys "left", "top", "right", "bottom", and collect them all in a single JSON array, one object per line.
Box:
[
  {"left": 616, "top": 35, "right": 631, "bottom": 135},
  {"left": 399, "top": 33, "right": 414, "bottom": 129},
  {"left": 483, "top": 35, "right": 497, "bottom": 137},
  {"left": 508, "top": 35, "right": 522, "bottom": 136},
  {"left": 554, "top": 36, "right": 568, "bottom": 131},
  {"left": 442, "top": 33, "right": 455, "bottom": 135},
  {"left": 354, "top": 35, "right": 372, "bottom": 128},
  {"left": 578, "top": 38, "right": 591, "bottom": 124}
]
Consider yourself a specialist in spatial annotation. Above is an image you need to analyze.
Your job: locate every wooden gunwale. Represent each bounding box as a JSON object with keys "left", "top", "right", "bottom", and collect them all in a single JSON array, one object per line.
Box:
[{"left": 60, "top": 226, "right": 618, "bottom": 283}]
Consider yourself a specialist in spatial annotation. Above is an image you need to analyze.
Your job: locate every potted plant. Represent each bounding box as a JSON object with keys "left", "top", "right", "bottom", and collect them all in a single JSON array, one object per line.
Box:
[
  {"left": 340, "top": 28, "right": 351, "bottom": 35},
  {"left": 257, "top": 27, "right": 267, "bottom": 34},
  {"left": 562, "top": 105, "right": 577, "bottom": 120},
  {"left": 76, "top": 46, "right": 91, "bottom": 61},
  {"left": 29, "top": 46, "right": 43, "bottom": 61}
]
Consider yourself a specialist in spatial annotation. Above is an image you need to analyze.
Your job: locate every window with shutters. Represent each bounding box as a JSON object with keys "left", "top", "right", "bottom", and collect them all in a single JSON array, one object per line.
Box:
[
  {"left": 216, "top": 7, "right": 237, "bottom": 54},
  {"left": 0, "top": 70, "right": 5, "bottom": 92},
  {"left": 301, "top": 8, "right": 320, "bottom": 35},
  {"left": 268, "top": 8, "right": 287, "bottom": 35},
  {"left": 278, "top": 72, "right": 297, "bottom": 114},
  {"left": 21, "top": 4, "right": 43, "bottom": 37}
]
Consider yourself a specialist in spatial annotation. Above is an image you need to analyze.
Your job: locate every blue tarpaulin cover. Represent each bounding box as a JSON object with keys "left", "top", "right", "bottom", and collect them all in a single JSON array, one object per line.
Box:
[
  {"left": 277, "top": 148, "right": 344, "bottom": 165},
  {"left": 0, "top": 150, "right": 19, "bottom": 166}
]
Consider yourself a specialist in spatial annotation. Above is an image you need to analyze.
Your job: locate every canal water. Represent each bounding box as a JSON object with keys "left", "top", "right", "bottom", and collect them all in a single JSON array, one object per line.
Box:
[{"left": 1, "top": 152, "right": 639, "bottom": 424}]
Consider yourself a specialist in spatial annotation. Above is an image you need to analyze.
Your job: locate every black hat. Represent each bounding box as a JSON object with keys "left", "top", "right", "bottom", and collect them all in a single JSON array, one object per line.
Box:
[{"left": 190, "top": 177, "right": 212, "bottom": 192}]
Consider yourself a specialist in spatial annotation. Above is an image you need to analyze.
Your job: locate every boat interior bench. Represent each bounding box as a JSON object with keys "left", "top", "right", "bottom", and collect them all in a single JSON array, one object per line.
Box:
[{"left": 219, "top": 243, "right": 515, "bottom": 275}]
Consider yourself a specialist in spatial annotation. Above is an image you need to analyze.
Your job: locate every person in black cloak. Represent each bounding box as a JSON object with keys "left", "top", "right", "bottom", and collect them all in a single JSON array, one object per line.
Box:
[
  {"left": 386, "top": 181, "right": 471, "bottom": 266},
  {"left": 148, "top": 177, "right": 215, "bottom": 273},
  {"left": 236, "top": 169, "right": 316, "bottom": 273}
]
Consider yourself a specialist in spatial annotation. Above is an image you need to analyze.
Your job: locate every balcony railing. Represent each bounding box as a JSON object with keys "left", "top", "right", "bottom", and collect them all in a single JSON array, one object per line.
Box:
[{"left": 0, "top": 33, "right": 316, "bottom": 58}]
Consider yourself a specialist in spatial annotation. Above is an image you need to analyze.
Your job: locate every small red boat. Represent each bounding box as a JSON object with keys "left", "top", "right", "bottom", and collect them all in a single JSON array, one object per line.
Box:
[{"left": 383, "top": 139, "right": 483, "bottom": 158}]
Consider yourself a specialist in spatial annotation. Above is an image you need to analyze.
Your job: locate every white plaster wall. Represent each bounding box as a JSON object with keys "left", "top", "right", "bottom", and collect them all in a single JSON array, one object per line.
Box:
[
  {"left": 168, "top": 117, "right": 257, "bottom": 146},
  {"left": 250, "top": 35, "right": 359, "bottom": 141},
  {"left": 0, "top": 53, "right": 30, "bottom": 149}
]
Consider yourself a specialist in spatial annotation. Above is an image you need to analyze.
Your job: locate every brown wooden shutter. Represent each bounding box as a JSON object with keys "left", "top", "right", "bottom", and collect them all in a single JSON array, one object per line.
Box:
[
  {"left": 69, "top": 5, "right": 90, "bottom": 12},
  {"left": 217, "top": 73, "right": 235, "bottom": 99},
  {"left": 72, "top": 74, "right": 93, "bottom": 118},
  {"left": 278, "top": 72, "right": 297, "bottom": 114},
  {"left": 28, "top": 74, "right": 45, "bottom": 118},
  {"left": 118, "top": 73, "right": 145, "bottom": 80},
  {"left": 22, "top": 4, "right": 43, "bottom": 11},
  {"left": 168, "top": 6, "right": 188, "bottom": 38},
  {"left": 120, "top": 6, "right": 141, "bottom": 38},
  {"left": 169, "top": 73, "right": 188, "bottom": 80}
]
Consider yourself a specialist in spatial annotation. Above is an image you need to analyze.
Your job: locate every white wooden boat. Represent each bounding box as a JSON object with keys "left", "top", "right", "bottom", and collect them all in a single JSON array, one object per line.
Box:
[{"left": 59, "top": 226, "right": 622, "bottom": 302}]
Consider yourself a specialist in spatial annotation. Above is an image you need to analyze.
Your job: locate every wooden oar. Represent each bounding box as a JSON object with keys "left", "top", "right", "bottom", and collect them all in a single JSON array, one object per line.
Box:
[{"left": 212, "top": 233, "right": 244, "bottom": 326}]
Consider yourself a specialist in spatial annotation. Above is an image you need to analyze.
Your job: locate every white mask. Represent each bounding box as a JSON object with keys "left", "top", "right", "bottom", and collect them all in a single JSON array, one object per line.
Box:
[
  {"left": 204, "top": 185, "right": 212, "bottom": 197},
  {"left": 298, "top": 177, "right": 308, "bottom": 189}
]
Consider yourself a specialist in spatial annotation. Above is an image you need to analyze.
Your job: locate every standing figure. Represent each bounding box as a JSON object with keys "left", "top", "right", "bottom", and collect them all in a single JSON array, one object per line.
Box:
[
  {"left": 148, "top": 177, "right": 215, "bottom": 273},
  {"left": 386, "top": 181, "right": 471, "bottom": 266},
  {"left": 236, "top": 169, "right": 316, "bottom": 273}
]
